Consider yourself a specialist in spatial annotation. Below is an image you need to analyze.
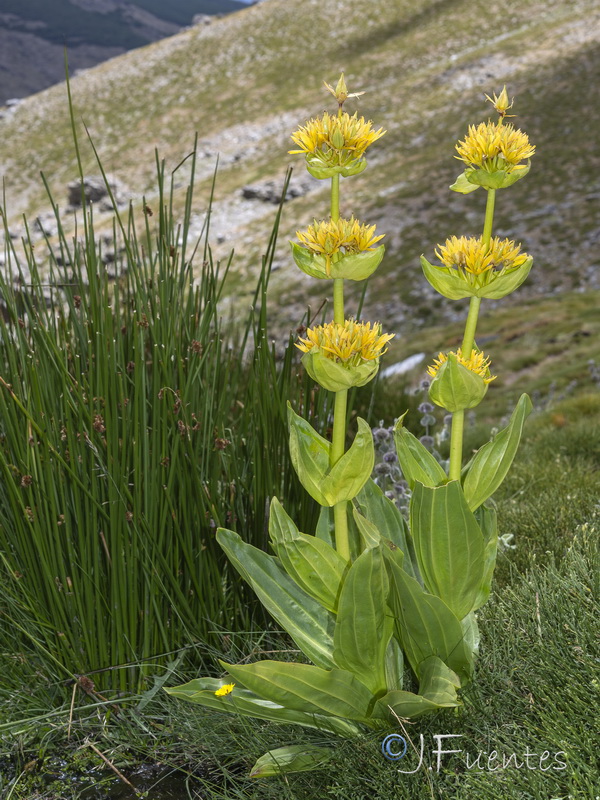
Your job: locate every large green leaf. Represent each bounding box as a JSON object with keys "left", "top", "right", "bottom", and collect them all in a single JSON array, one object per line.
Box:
[
  {"left": 410, "top": 481, "right": 485, "bottom": 620},
  {"left": 333, "top": 546, "right": 391, "bottom": 694},
  {"left": 385, "top": 554, "right": 474, "bottom": 683},
  {"left": 355, "top": 479, "right": 419, "bottom": 580},
  {"left": 219, "top": 660, "right": 378, "bottom": 725},
  {"left": 376, "top": 655, "right": 461, "bottom": 720},
  {"left": 165, "top": 678, "right": 361, "bottom": 736},
  {"left": 324, "top": 417, "right": 374, "bottom": 504},
  {"left": 267, "top": 497, "right": 347, "bottom": 612},
  {"left": 217, "top": 529, "right": 335, "bottom": 668},
  {"left": 268, "top": 496, "right": 301, "bottom": 545},
  {"left": 393, "top": 412, "right": 448, "bottom": 489},
  {"left": 463, "top": 394, "right": 532, "bottom": 510},
  {"left": 249, "top": 745, "right": 333, "bottom": 778},
  {"left": 288, "top": 404, "right": 374, "bottom": 506},
  {"left": 274, "top": 534, "right": 347, "bottom": 613},
  {"left": 287, "top": 404, "right": 331, "bottom": 506}
]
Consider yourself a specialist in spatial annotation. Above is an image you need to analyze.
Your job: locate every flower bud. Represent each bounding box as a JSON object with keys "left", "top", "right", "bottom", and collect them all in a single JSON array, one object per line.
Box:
[
  {"left": 427, "top": 349, "right": 495, "bottom": 412},
  {"left": 296, "top": 320, "right": 394, "bottom": 393}
]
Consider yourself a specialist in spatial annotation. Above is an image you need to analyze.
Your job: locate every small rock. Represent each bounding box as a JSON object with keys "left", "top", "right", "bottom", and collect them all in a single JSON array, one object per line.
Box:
[
  {"left": 67, "top": 175, "right": 129, "bottom": 210},
  {"left": 241, "top": 177, "right": 314, "bottom": 204}
]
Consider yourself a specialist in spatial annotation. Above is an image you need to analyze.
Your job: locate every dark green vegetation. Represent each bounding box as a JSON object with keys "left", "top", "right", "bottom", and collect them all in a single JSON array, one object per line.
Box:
[{"left": 0, "top": 139, "right": 335, "bottom": 695}]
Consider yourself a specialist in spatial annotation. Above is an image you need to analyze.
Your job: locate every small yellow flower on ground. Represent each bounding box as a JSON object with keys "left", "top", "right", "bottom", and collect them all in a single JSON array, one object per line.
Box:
[{"left": 215, "top": 683, "right": 235, "bottom": 697}]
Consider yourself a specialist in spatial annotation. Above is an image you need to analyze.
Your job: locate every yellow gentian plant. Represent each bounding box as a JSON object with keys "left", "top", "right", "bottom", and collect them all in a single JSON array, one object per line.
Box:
[{"left": 167, "top": 81, "right": 534, "bottom": 780}]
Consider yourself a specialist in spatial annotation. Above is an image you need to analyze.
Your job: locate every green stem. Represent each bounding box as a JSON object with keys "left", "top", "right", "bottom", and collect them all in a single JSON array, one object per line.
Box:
[
  {"left": 331, "top": 175, "right": 344, "bottom": 323},
  {"left": 331, "top": 174, "right": 340, "bottom": 222},
  {"left": 448, "top": 187, "right": 496, "bottom": 481},
  {"left": 461, "top": 296, "right": 481, "bottom": 359},
  {"left": 331, "top": 390, "right": 350, "bottom": 561},
  {"left": 333, "top": 278, "right": 344, "bottom": 324},
  {"left": 482, "top": 188, "right": 496, "bottom": 249},
  {"left": 448, "top": 409, "right": 465, "bottom": 482}
]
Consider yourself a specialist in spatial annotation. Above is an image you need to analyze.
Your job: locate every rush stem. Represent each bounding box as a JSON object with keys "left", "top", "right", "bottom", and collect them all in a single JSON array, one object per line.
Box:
[
  {"left": 449, "top": 188, "right": 496, "bottom": 482},
  {"left": 331, "top": 389, "right": 350, "bottom": 561}
]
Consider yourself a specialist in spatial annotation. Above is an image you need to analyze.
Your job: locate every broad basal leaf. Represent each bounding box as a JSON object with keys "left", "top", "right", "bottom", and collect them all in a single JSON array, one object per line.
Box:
[
  {"left": 165, "top": 678, "right": 361, "bottom": 736},
  {"left": 220, "top": 660, "right": 378, "bottom": 725},
  {"left": 410, "top": 481, "right": 485, "bottom": 620},
  {"left": 333, "top": 546, "right": 391, "bottom": 694},
  {"left": 385, "top": 553, "right": 474, "bottom": 683},
  {"left": 217, "top": 529, "right": 335, "bottom": 668}
]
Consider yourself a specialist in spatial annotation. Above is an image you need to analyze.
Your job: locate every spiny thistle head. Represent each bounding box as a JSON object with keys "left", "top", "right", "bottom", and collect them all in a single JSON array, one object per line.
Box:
[
  {"left": 435, "top": 235, "right": 528, "bottom": 276},
  {"left": 296, "top": 320, "right": 394, "bottom": 392},
  {"left": 428, "top": 348, "right": 496, "bottom": 384},
  {"left": 214, "top": 683, "right": 235, "bottom": 697},
  {"left": 455, "top": 121, "right": 535, "bottom": 172},
  {"left": 289, "top": 110, "right": 385, "bottom": 179}
]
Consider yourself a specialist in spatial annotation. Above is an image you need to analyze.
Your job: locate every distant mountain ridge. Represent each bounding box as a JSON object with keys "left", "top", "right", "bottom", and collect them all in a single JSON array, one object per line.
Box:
[{"left": 0, "top": 0, "right": 246, "bottom": 102}]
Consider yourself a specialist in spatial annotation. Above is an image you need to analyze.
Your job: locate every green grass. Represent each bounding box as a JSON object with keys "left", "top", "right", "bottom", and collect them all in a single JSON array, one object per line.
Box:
[
  {"left": 0, "top": 139, "right": 334, "bottom": 693},
  {"left": 2, "top": 479, "right": 597, "bottom": 799}
]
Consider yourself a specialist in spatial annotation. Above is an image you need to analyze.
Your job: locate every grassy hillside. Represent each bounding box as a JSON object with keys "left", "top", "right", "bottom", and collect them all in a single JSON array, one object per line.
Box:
[{"left": 0, "top": 0, "right": 598, "bottom": 361}]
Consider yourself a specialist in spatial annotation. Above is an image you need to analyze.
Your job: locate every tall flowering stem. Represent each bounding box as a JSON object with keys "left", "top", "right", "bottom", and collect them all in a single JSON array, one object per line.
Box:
[
  {"left": 287, "top": 75, "right": 388, "bottom": 560},
  {"left": 426, "top": 88, "right": 534, "bottom": 481},
  {"left": 329, "top": 168, "right": 349, "bottom": 556}
]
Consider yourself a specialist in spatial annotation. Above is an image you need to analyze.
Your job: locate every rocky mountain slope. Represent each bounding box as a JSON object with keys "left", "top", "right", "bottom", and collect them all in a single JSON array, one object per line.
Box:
[
  {"left": 0, "top": 0, "right": 246, "bottom": 102},
  {"left": 0, "top": 0, "right": 598, "bottom": 348}
]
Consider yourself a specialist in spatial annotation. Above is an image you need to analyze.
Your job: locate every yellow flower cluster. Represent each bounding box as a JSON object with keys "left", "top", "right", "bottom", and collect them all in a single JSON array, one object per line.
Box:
[
  {"left": 428, "top": 348, "right": 496, "bottom": 384},
  {"left": 296, "top": 320, "right": 394, "bottom": 365},
  {"left": 296, "top": 217, "right": 384, "bottom": 269},
  {"left": 435, "top": 235, "right": 529, "bottom": 276},
  {"left": 289, "top": 111, "right": 385, "bottom": 159},
  {"left": 455, "top": 121, "right": 535, "bottom": 171}
]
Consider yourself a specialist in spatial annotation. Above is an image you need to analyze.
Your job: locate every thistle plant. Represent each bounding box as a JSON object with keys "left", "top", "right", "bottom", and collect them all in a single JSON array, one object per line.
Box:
[{"left": 167, "top": 79, "right": 535, "bottom": 779}]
